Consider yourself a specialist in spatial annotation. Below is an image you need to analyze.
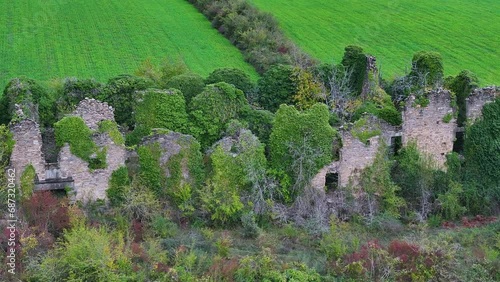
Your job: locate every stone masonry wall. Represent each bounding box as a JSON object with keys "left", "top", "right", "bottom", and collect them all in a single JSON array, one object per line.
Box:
[
  {"left": 58, "top": 99, "right": 126, "bottom": 201},
  {"left": 73, "top": 98, "right": 115, "bottom": 130},
  {"left": 337, "top": 131, "right": 381, "bottom": 187},
  {"left": 9, "top": 119, "right": 46, "bottom": 184},
  {"left": 311, "top": 115, "right": 398, "bottom": 190},
  {"left": 402, "top": 89, "right": 456, "bottom": 168},
  {"left": 140, "top": 131, "right": 198, "bottom": 182},
  {"left": 466, "top": 86, "right": 498, "bottom": 121}
]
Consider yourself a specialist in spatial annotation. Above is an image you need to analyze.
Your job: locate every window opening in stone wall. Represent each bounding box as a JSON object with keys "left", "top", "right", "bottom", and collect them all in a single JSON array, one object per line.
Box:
[
  {"left": 453, "top": 132, "right": 465, "bottom": 154},
  {"left": 325, "top": 173, "right": 339, "bottom": 192},
  {"left": 390, "top": 136, "right": 402, "bottom": 155}
]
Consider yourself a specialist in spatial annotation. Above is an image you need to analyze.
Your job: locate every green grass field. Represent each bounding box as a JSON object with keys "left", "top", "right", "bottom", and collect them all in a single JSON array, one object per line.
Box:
[
  {"left": 0, "top": 0, "right": 257, "bottom": 89},
  {"left": 251, "top": 0, "right": 499, "bottom": 85}
]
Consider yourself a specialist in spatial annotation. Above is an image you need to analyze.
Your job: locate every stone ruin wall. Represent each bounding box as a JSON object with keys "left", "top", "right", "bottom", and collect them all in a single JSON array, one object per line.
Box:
[
  {"left": 402, "top": 89, "right": 457, "bottom": 168},
  {"left": 311, "top": 116, "right": 399, "bottom": 190},
  {"left": 58, "top": 99, "right": 126, "bottom": 201},
  {"left": 9, "top": 119, "right": 46, "bottom": 184},
  {"left": 72, "top": 98, "right": 115, "bottom": 130},
  {"left": 466, "top": 86, "right": 499, "bottom": 121},
  {"left": 8, "top": 86, "right": 498, "bottom": 201}
]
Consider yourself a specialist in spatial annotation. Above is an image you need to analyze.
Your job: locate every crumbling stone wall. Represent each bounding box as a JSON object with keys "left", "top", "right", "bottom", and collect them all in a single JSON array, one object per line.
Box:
[
  {"left": 73, "top": 98, "right": 115, "bottom": 130},
  {"left": 402, "top": 89, "right": 456, "bottom": 168},
  {"left": 9, "top": 119, "right": 46, "bottom": 183},
  {"left": 466, "top": 86, "right": 499, "bottom": 121},
  {"left": 311, "top": 115, "right": 398, "bottom": 190},
  {"left": 59, "top": 99, "right": 126, "bottom": 201},
  {"left": 139, "top": 131, "right": 198, "bottom": 182},
  {"left": 361, "top": 55, "right": 378, "bottom": 97}
]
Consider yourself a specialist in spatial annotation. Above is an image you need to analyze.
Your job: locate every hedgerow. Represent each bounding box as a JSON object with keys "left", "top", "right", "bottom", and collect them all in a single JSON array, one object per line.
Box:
[{"left": 187, "top": 0, "right": 312, "bottom": 74}]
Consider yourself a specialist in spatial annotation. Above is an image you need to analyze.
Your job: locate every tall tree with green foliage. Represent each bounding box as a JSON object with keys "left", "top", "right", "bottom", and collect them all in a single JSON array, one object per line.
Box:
[
  {"left": 269, "top": 103, "right": 335, "bottom": 203},
  {"left": 463, "top": 98, "right": 500, "bottom": 214}
]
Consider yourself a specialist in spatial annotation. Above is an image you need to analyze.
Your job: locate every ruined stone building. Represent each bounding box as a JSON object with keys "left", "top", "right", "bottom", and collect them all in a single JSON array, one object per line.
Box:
[
  {"left": 8, "top": 86, "right": 499, "bottom": 201},
  {"left": 312, "top": 87, "right": 498, "bottom": 192},
  {"left": 10, "top": 98, "right": 126, "bottom": 201}
]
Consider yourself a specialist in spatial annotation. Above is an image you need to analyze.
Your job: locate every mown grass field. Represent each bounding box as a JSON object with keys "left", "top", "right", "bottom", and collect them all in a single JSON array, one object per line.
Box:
[
  {"left": 251, "top": 0, "right": 499, "bottom": 85},
  {"left": 0, "top": 0, "right": 257, "bottom": 89}
]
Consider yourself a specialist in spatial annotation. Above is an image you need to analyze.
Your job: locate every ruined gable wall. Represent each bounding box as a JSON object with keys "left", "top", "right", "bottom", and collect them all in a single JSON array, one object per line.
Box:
[
  {"left": 402, "top": 89, "right": 456, "bottom": 168},
  {"left": 59, "top": 99, "right": 126, "bottom": 201},
  {"left": 338, "top": 131, "right": 381, "bottom": 187},
  {"left": 73, "top": 98, "right": 115, "bottom": 130},
  {"left": 466, "top": 87, "right": 498, "bottom": 121},
  {"left": 9, "top": 119, "right": 46, "bottom": 183},
  {"left": 311, "top": 115, "right": 399, "bottom": 190}
]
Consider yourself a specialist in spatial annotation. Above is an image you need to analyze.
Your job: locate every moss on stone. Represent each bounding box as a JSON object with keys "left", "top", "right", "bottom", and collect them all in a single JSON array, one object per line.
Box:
[
  {"left": 55, "top": 116, "right": 107, "bottom": 169},
  {"left": 20, "top": 164, "right": 36, "bottom": 200},
  {"left": 351, "top": 117, "right": 382, "bottom": 144},
  {"left": 98, "top": 120, "right": 124, "bottom": 145}
]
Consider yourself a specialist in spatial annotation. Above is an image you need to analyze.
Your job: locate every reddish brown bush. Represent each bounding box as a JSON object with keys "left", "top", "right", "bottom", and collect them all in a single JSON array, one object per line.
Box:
[{"left": 22, "top": 191, "right": 70, "bottom": 237}]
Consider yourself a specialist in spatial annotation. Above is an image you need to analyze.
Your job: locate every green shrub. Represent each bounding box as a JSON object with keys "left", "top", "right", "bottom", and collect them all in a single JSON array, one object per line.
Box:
[
  {"left": 463, "top": 98, "right": 500, "bottom": 214},
  {"left": 341, "top": 45, "right": 367, "bottom": 95},
  {"left": 150, "top": 215, "right": 179, "bottom": 238},
  {"left": 54, "top": 116, "right": 106, "bottom": 169},
  {"left": 56, "top": 78, "right": 104, "bottom": 116},
  {"left": 107, "top": 166, "right": 130, "bottom": 206},
  {"left": 269, "top": 103, "right": 335, "bottom": 202},
  {"left": 256, "top": 65, "right": 296, "bottom": 112},
  {"left": 445, "top": 70, "right": 479, "bottom": 126},
  {"left": 35, "top": 224, "right": 133, "bottom": 281},
  {"left": 20, "top": 165, "right": 36, "bottom": 200},
  {"left": 128, "top": 88, "right": 189, "bottom": 145},
  {"left": 98, "top": 120, "right": 124, "bottom": 145},
  {"left": 164, "top": 73, "right": 205, "bottom": 104},
  {"left": 102, "top": 74, "right": 151, "bottom": 128},
  {"left": 410, "top": 51, "right": 444, "bottom": 86},
  {"left": 205, "top": 68, "right": 255, "bottom": 95},
  {"left": 241, "top": 211, "right": 261, "bottom": 238},
  {"left": 442, "top": 113, "right": 453, "bottom": 123},
  {"left": 189, "top": 82, "right": 248, "bottom": 148},
  {"left": 1, "top": 77, "right": 56, "bottom": 126},
  {"left": 240, "top": 106, "right": 274, "bottom": 146}
]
